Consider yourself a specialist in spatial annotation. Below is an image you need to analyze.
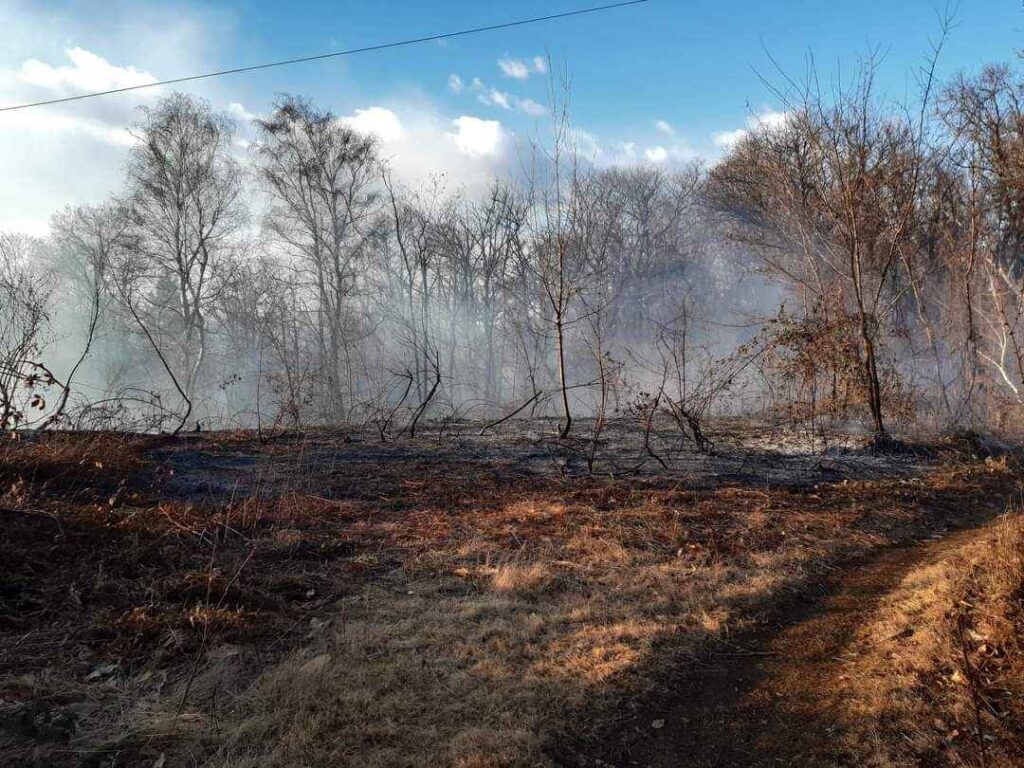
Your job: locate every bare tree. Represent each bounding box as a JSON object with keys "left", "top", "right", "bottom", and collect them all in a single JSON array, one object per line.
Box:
[
  {"left": 0, "top": 234, "right": 54, "bottom": 430},
  {"left": 383, "top": 172, "right": 443, "bottom": 402},
  {"left": 43, "top": 204, "right": 126, "bottom": 428},
  {"left": 942, "top": 65, "right": 1024, "bottom": 411},
  {"left": 255, "top": 95, "right": 381, "bottom": 422},
  {"left": 126, "top": 93, "right": 244, "bottom": 407},
  {"left": 17, "top": 48, "right": 1024, "bottom": 442},
  {"left": 432, "top": 180, "right": 528, "bottom": 406},
  {"left": 525, "top": 73, "right": 603, "bottom": 439},
  {"left": 710, "top": 50, "right": 941, "bottom": 439}
]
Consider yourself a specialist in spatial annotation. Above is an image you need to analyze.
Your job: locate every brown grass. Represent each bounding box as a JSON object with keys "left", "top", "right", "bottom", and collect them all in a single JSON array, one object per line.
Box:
[
  {"left": 1, "top": 430, "right": 1021, "bottom": 767},
  {"left": 826, "top": 508, "right": 1024, "bottom": 766},
  {"left": 199, "top": 464, "right": 1019, "bottom": 767}
]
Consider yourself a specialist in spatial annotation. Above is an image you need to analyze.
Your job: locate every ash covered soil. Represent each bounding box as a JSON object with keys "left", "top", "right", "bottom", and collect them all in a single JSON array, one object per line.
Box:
[
  {"left": 1, "top": 420, "right": 1018, "bottom": 768},
  {"left": 150, "top": 418, "right": 932, "bottom": 502}
]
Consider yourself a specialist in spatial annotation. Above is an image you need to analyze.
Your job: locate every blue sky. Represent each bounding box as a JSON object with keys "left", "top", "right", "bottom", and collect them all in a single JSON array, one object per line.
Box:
[
  {"left": 0, "top": 0, "right": 1021, "bottom": 232},
  {"left": 221, "top": 0, "right": 1022, "bottom": 142}
]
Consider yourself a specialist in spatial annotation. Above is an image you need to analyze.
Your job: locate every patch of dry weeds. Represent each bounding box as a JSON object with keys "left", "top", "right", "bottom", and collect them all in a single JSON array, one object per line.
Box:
[{"left": 829, "top": 508, "right": 1024, "bottom": 766}]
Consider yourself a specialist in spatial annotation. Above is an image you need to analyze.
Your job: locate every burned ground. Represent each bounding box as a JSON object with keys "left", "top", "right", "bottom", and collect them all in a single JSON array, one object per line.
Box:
[{"left": 0, "top": 422, "right": 1020, "bottom": 767}]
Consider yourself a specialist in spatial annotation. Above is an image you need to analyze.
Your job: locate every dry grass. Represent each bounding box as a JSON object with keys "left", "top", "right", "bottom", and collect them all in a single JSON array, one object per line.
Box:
[
  {"left": 489, "top": 559, "right": 556, "bottom": 594},
  {"left": 199, "top": 466, "right": 1019, "bottom": 767},
  {"left": 1, "top": 429, "right": 1021, "bottom": 767},
  {"left": 827, "top": 508, "right": 1024, "bottom": 766}
]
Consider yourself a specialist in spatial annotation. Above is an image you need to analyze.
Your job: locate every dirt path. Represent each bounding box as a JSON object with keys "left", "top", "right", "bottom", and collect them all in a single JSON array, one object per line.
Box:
[{"left": 584, "top": 519, "right": 997, "bottom": 768}]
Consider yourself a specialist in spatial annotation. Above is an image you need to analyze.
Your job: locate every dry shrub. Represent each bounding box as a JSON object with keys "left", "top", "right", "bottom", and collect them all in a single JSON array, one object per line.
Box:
[
  {"left": 564, "top": 528, "right": 633, "bottom": 566},
  {"left": 981, "top": 512, "right": 1024, "bottom": 616}
]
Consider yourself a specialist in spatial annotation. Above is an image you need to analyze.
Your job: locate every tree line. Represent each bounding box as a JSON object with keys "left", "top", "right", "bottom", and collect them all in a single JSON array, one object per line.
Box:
[{"left": 4, "top": 53, "right": 1024, "bottom": 444}]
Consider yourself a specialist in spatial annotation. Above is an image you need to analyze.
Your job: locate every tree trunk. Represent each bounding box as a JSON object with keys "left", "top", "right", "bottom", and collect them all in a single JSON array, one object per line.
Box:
[
  {"left": 555, "top": 313, "right": 572, "bottom": 439},
  {"left": 860, "top": 318, "right": 886, "bottom": 435}
]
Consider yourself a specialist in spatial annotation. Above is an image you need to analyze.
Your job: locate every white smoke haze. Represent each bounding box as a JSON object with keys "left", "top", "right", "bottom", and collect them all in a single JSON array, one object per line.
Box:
[{"left": 1, "top": 82, "right": 771, "bottom": 435}]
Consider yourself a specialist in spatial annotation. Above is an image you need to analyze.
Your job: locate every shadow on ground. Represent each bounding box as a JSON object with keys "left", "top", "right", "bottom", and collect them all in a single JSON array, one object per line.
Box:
[{"left": 554, "top": 492, "right": 1013, "bottom": 768}]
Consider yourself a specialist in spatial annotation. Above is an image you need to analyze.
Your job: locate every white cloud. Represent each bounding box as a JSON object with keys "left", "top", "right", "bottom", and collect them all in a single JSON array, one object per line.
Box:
[
  {"left": 0, "top": 49, "right": 516, "bottom": 235},
  {"left": 756, "top": 109, "right": 789, "bottom": 131},
  {"left": 645, "top": 146, "right": 669, "bottom": 163},
  {"left": 570, "top": 128, "right": 601, "bottom": 160},
  {"left": 497, "top": 55, "right": 548, "bottom": 81},
  {"left": 1, "top": 9, "right": 701, "bottom": 238},
  {"left": 344, "top": 106, "right": 406, "bottom": 143},
  {"left": 17, "top": 110, "right": 135, "bottom": 147},
  {"left": 227, "top": 101, "right": 258, "bottom": 124},
  {"left": 0, "top": 0, "right": 279, "bottom": 236},
  {"left": 448, "top": 115, "right": 507, "bottom": 157},
  {"left": 335, "top": 106, "right": 513, "bottom": 191},
  {"left": 566, "top": 129, "right": 699, "bottom": 168},
  {"left": 0, "top": 47, "right": 160, "bottom": 150},
  {"left": 0, "top": 45, "right": 167, "bottom": 234},
  {"left": 0, "top": 1, "right": 285, "bottom": 236},
  {"left": 19, "top": 47, "right": 157, "bottom": 95},
  {"left": 655, "top": 119, "right": 676, "bottom": 136},
  {"left": 475, "top": 83, "right": 546, "bottom": 117},
  {"left": 713, "top": 109, "right": 790, "bottom": 149},
  {"left": 498, "top": 57, "right": 530, "bottom": 81},
  {"left": 479, "top": 88, "right": 512, "bottom": 110},
  {"left": 517, "top": 97, "right": 546, "bottom": 117},
  {"left": 712, "top": 127, "right": 748, "bottom": 148}
]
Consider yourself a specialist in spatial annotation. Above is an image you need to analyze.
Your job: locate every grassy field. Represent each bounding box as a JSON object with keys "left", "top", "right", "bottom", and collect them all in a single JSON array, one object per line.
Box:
[{"left": 1, "top": 424, "right": 1021, "bottom": 767}]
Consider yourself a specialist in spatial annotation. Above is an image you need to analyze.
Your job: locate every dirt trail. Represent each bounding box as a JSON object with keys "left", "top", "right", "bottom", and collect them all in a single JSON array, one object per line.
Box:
[{"left": 587, "top": 519, "right": 999, "bottom": 768}]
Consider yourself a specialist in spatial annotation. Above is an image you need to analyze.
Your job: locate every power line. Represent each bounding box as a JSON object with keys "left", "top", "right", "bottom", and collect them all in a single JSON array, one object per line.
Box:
[{"left": 0, "top": 0, "right": 650, "bottom": 113}]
